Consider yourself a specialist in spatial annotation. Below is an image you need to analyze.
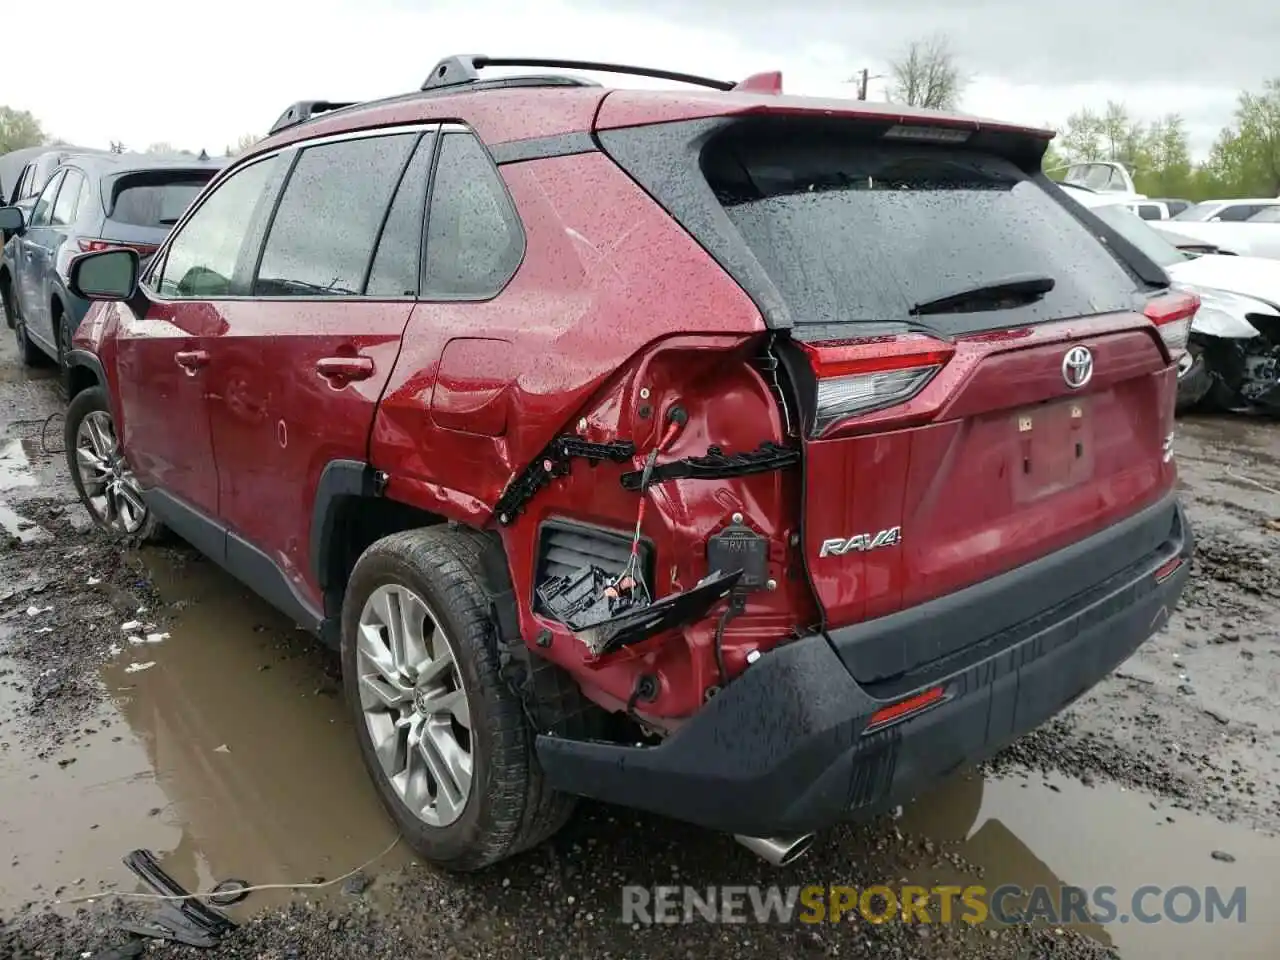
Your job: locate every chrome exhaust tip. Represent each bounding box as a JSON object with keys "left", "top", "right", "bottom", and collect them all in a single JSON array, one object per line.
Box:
[{"left": 733, "top": 832, "right": 815, "bottom": 867}]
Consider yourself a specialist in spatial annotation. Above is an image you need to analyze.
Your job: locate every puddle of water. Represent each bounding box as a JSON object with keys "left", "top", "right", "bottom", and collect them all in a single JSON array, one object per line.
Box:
[
  {"left": 900, "top": 771, "right": 1280, "bottom": 960},
  {"left": 0, "top": 501, "right": 50, "bottom": 544},
  {"left": 0, "top": 551, "right": 408, "bottom": 912},
  {"left": 0, "top": 439, "right": 37, "bottom": 493}
]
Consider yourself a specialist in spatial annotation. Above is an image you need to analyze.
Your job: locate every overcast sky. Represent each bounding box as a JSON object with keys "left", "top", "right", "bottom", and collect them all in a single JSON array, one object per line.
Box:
[{"left": 6, "top": 0, "right": 1274, "bottom": 159}]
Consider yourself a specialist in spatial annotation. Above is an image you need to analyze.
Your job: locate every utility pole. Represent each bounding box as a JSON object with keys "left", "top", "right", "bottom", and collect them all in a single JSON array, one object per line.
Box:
[{"left": 845, "top": 69, "right": 884, "bottom": 101}]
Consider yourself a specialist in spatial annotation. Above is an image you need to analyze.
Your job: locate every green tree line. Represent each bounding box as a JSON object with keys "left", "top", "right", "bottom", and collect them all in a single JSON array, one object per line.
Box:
[{"left": 1041, "top": 79, "right": 1280, "bottom": 200}]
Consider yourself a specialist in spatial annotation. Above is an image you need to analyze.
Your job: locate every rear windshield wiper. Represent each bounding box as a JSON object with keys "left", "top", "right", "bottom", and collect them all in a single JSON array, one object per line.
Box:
[{"left": 910, "top": 274, "right": 1056, "bottom": 317}]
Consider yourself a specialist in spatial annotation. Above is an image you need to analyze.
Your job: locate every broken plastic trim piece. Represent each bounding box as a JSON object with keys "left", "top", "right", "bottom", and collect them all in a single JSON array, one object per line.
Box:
[
  {"left": 495, "top": 435, "right": 636, "bottom": 525},
  {"left": 120, "top": 849, "right": 236, "bottom": 948},
  {"left": 619, "top": 441, "right": 799, "bottom": 491},
  {"left": 546, "top": 568, "right": 743, "bottom": 658}
]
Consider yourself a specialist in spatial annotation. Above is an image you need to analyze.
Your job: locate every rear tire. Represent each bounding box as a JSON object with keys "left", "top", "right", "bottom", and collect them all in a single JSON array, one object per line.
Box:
[{"left": 341, "top": 527, "right": 574, "bottom": 870}]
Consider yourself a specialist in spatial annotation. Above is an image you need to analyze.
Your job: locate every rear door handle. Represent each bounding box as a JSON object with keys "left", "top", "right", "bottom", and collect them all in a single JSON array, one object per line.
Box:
[
  {"left": 316, "top": 356, "right": 374, "bottom": 385},
  {"left": 175, "top": 349, "right": 209, "bottom": 373}
]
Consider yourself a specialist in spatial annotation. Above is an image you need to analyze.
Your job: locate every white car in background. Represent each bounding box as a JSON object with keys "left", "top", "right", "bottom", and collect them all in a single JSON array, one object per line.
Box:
[
  {"left": 1059, "top": 183, "right": 1280, "bottom": 414},
  {"left": 1172, "top": 197, "right": 1280, "bottom": 222},
  {"left": 1151, "top": 198, "right": 1280, "bottom": 260}
]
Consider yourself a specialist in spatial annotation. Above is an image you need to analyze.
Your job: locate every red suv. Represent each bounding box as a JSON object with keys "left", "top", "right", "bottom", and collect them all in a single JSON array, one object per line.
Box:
[{"left": 61, "top": 56, "right": 1195, "bottom": 870}]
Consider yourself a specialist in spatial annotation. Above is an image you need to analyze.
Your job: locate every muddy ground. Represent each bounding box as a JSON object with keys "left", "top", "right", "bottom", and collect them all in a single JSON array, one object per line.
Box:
[{"left": 0, "top": 327, "right": 1277, "bottom": 960}]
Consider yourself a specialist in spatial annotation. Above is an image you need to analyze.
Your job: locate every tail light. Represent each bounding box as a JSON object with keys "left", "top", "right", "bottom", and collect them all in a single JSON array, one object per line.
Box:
[
  {"left": 78, "top": 239, "right": 160, "bottom": 258},
  {"left": 800, "top": 335, "right": 954, "bottom": 437},
  {"left": 1144, "top": 290, "right": 1199, "bottom": 360}
]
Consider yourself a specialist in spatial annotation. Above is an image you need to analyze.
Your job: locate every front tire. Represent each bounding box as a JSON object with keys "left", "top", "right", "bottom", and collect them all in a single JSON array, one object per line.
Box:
[
  {"left": 65, "top": 386, "right": 162, "bottom": 540},
  {"left": 342, "top": 527, "right": 573, "bottom": 870},
  {"left": 1, "top": 275, "right": 16, "bottom": 330}
]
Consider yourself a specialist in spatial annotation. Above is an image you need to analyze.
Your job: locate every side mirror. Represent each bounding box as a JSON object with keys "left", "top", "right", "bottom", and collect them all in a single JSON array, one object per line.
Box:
[
  {"left": 68, "top": 248, "right": 140, "bottom": 301},
  {"left": 0, "top": 206, "right": 25, "bottom": 233}
]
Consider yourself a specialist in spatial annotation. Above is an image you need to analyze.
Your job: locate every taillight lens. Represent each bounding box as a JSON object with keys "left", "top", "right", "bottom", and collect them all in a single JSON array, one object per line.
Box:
[
  {"left": 78, "top": 238, "right": 160, "bottom": 258},
  {"left": 800, "top": 335, "right": 955, "bottom": 437},
  {"left": 1144, "top": 290, "right": 1199, "bottom": 360}
]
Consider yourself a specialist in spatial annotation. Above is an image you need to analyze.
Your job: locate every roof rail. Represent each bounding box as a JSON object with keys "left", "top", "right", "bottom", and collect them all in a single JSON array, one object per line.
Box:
[
  {"left": 420, "top": 55, "right": 736, "bottom": 92},
  {"left": 269, "top": 100, "right": 360, "bottom": 136}
]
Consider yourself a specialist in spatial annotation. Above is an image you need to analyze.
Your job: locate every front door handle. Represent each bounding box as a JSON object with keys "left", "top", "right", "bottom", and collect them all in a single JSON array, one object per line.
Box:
[
  {"left": 175, "top": 349, "right": 209, "bottom": 374},
  {"left": 316, "top": 356, "right": 374, "bottom": 385}
]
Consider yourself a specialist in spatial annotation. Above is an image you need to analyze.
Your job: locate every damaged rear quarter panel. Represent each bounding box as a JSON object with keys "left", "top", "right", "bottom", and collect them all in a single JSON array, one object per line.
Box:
[{"left": 369, "top": 151, "right": 812, "bottom": 719}]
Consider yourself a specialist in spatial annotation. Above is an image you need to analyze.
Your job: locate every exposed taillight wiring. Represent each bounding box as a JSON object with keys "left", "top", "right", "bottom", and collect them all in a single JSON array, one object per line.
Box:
[{"left": 609, "top": 415, "right": 685, "bottom": 607}]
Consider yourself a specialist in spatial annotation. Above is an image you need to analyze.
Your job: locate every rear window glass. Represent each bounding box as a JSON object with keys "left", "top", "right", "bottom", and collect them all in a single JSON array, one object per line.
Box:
[
  {"left": 109, "top": 173, "right": 215, "bottom": 228},
  {"left": 1088, "top": 204, "right": 1186, "bottom": 269},
  {"left": 1172, "top": 203, "right": 1217, "bottom": 222},
  {"left": 706, "top": 138, "right": 1138, "bottom": 334}
]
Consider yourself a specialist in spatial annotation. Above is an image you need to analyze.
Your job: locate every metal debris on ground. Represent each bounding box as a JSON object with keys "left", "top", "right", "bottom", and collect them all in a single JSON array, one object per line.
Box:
[{"left": 118, "top": 849, "right": 237, "bottom": 948}]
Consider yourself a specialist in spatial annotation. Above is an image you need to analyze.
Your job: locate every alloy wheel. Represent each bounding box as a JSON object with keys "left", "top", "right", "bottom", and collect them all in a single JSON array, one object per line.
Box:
[
  {"left": 357, "top": 583, "right": 474, "bottom": 827},
  {"left": 74, "top": 410, "right": 148, "bottom": 534}
]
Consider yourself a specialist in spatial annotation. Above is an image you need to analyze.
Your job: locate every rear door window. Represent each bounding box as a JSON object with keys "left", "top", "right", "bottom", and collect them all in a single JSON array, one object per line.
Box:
[
  {"left": 366, "top": 134, "right": 435, "bottom": 298},
  {"left": 708, "top": 139, "right": 1138, "bottom": 335},
  {"left": 253, "top": 132, "right": 417, "bottom": 297},
  {"left": 50, "top": 170, "right": 86, "bottom": 227},
  {"left": 109, "top": 173, "right": 216, "bottom": 228}
]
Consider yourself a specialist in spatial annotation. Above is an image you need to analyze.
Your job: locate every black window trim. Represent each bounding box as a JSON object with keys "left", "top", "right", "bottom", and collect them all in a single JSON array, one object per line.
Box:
[
  {"left": 141, "top": 123, "right": 441, "bottom": 304},
  {"left": 418, "top": 126, "right": 528, "bottom": 303}
]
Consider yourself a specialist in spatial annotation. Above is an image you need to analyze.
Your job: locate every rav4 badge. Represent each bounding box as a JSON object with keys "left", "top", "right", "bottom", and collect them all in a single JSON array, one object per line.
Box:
[{"left": 818, "top": 526, "right": 903, "bottom": 558}]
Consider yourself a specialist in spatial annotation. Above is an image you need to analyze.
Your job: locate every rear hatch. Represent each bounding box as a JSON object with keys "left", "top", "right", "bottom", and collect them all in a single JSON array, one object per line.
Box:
[
  {"left": 92, "top": 169, "right": 217, "bottom": 257},
  {"left": 597, "top": 104, "right": 1190, "bottom": 681}
]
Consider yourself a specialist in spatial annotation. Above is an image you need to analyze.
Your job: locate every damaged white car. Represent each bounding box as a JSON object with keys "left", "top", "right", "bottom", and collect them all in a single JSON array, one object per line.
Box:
[{"left": 1060, "top": 183, "right": 1280, "bottom": 415}]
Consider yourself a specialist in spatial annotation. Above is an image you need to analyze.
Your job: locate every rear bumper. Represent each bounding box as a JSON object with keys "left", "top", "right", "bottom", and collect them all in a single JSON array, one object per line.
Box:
[{"left": 536, "top": 495, "right": 1193, "bottom": 837}]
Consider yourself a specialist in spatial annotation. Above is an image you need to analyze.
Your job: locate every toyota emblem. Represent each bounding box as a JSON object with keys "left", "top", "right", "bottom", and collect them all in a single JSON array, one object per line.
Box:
[{"left": 1062, "top": 345, "right": 1093, "bottom": 389}]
